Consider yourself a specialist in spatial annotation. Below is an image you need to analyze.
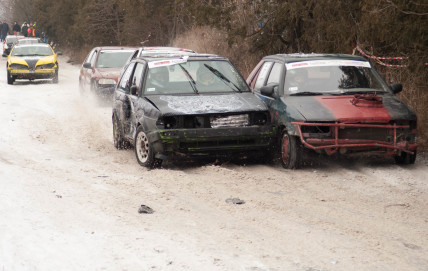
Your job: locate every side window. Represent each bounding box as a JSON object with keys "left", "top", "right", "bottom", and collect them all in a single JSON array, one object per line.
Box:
[
  {"left": 118, "top": 63, "right": 136, "bottom": 93},
  {"left": 254, "top": 62, "right": 273, "bottom": 92},
  {"left": 266, "top": 63, "right": 282, "bottom": 85},
  {"left": 90, "top": 50, "right": 98, "bottom": 67},
  {"left": 130, "top": 63, "right": 145, "bottom": 96},
  {"left": 84, "top": 49, "right": 95, "bottom": 64},
  {"left": 247, "top": 60, "right": 264, "bottom": 87}
]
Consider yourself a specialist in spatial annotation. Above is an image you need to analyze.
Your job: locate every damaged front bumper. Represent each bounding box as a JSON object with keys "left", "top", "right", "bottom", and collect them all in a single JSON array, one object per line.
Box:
[
  {"left": 147, "top": 126, "right": 275, "bottom": 158},
  {"left": 9, "top": 68, "right": 56, "bottom": 80},
  {"left": 292, "top": 121, "right": 417, "bottom": 155}
]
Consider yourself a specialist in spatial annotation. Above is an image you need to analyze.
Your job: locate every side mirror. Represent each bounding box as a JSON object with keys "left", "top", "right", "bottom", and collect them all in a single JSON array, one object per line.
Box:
[
  {"left": 260, "top": 84, "right": 278, "bottom": 97},
  {"left": 390, "top": 83, "right": 402, "bottom": 94},
  {"left": 56, "top": 52, "right": 63, "bottom": 56},
  {"left": 130, "top": 85, "right": 138, "bottom": 96},
  {"left": 83, "top": 62, "right": 92, "bottom": 69}
]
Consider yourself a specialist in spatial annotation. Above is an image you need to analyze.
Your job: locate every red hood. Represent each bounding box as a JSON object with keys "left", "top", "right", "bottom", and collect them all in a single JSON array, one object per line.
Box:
[
  {"left": 94, "top": 68, "right": 122, "bottom": 81},
  {"left": 314, "top": 95, "right": 391, "bottom": 123}
]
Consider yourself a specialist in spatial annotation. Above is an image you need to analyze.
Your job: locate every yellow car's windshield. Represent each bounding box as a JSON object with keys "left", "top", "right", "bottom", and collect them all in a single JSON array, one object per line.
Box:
[{"left": 11, "top": 45, "right": 54, "bottom": 57}]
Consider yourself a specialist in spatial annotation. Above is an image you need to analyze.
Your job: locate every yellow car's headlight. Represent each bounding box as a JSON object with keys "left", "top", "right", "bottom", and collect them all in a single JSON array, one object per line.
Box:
[
  {"left": 36, "top": 63, "right": 56, "bottom": 69},
  {"left": 9, "top": 64, "right": 28, "bottom": 70}
]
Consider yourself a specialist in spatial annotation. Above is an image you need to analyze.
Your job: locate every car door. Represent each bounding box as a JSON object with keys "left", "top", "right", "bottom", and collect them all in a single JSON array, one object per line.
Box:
[
  {"left": 80, "top": 49, "right": 97, "bottom": 91},
  {"left": 123, "top": 62, "right": 146, "bottom": 139},
  {"left": 115, "top": 62, "right": 136, "bottom": 141},
  {"left": 250, "top": 61, "right": 285, "bottom": 125}
]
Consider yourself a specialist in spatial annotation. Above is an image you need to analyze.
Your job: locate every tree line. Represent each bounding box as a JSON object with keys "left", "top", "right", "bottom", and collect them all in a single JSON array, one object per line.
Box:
[
  {"left": 8, "top": 0, "right": 428, "bottom": 146},
  {"left": 8, "top": 0, "right": 426, "bottom": 64}
]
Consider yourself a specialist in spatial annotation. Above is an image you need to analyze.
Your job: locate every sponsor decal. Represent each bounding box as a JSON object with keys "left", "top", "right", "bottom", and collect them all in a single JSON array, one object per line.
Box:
[
  {"left": 286, "top": 60, "right": 371, "bottom": 70},
  {"left": 148, "top": 56, "right": 189, "bottom": 69}
]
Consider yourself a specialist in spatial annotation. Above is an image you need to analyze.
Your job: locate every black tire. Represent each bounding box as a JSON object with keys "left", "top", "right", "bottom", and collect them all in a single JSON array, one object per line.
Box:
[
  {"left": 79, "top": 79, "right": 85, "bottom": 95},
  {"left": 91, "top": 80, "right": 98, "bottom": 94},
  {"left": 280, "top": 132, "right": 302, "bottom": 169},
  {"left": 134, "top": 126, "right": 162, "bottom": 168},
  {"left": 112, "top": 114, "right": 126, "bottom": 149},
  {"left": 7, "top": 71, "right": 14, "bottom": 85},
  {"left": 52, "top": 69, "right": 58, "bottom": 84},
  {"left": 394, "top": 150, "right": 417, "bottom": 165}
]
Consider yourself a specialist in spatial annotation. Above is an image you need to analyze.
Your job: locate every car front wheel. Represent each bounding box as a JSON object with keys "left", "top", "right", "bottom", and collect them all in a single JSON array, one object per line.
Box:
[
  {"left": 394, "top": 150, "right": 417, "bottom": 165},
  {"left": 112, "top": 114, "right": 126, "bottom": 149},
  {"left": 7, "top": 71, "right": 14, "bottom": 85},
  {"left": 281, "top": 132, "right": 302, "bottom": 169},
  {"left": 134, "top": 126, "right": 162, "bottom": 168},
  {"left": 52, "top": 69, "right": 58, "bottom": 84}
]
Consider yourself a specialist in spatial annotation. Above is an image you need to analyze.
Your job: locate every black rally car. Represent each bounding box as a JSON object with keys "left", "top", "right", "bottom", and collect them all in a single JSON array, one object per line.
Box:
[
  {"left": 112, "top": 53, "right": 275, "bottom": 168},
  {"left": 247, "top": 54, "right": 417, "bottom": 168}
]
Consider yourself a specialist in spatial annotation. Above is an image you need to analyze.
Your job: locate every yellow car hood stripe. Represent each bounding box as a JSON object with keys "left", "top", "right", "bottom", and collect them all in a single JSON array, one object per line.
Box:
[
  {"left": 36, "top": 55, "right": 56, "bottom": 66},
  {"left": 9, "top": 56, "right": 29, "bottom": 66}
]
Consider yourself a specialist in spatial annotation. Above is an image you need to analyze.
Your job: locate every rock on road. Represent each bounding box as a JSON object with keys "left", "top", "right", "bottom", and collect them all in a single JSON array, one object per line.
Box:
[{"left": 0, "top": 56, "right": 427, "bottom": 271}]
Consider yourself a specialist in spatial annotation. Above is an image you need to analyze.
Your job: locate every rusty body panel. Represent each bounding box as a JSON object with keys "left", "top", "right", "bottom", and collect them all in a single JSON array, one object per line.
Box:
[
  {"left": 247, "top": 53, "right": 417, "bottom": 168},
  {"left": 112, "top": 54, "right": 275, "bottom": 168}
]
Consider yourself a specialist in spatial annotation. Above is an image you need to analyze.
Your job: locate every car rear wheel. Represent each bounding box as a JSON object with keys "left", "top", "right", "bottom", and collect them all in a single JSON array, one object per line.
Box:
[
  {"left": 7, "top": 71, "right": 14, "bottom": 85},
  {"left": 112, "top": 114, "right": 126, "bottom": 149},
  {"left": 394, "top": 150, "right": 417, "bottom": 165},
  {"left": 134, "top": 126, "right": 162, "bottom": 168},
  {"left": 281, "top": 132, "right": 302, "bottom": 169}
]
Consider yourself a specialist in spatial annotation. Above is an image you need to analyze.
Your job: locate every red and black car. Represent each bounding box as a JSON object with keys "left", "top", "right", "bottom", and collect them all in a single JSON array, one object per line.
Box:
[{"left": 247, "top": 54, "right": 417, "bottom": 168}]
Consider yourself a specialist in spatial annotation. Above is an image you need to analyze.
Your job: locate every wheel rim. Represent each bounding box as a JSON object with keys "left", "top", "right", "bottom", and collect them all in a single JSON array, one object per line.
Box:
[
  {"left": 136, "top": 132, "right": 150, "bottom": 163},
  {"left": 281, "top": 134, "right": 289, "bottom": 165}
]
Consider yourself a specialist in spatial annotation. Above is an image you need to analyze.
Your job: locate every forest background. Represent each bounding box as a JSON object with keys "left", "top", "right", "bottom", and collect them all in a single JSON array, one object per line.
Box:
[{"left": 2, "top": 0, "right": 427, "bottom": 148}]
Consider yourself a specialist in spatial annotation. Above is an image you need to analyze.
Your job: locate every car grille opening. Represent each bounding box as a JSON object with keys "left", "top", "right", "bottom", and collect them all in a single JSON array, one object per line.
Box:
[{"left": 210, "top": 114, "right": 249, "bottom": 128}]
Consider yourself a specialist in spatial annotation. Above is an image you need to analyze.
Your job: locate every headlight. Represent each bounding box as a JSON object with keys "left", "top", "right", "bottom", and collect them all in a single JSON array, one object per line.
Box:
[
  {"left": 36, "top": 63, "right": 55, "bottom": 69},
  {"left": 98, "top": 78, "right": 116, "bottom": 85},
  {"left": 9, "top": 63, "right": 28, "bottom": 70}
]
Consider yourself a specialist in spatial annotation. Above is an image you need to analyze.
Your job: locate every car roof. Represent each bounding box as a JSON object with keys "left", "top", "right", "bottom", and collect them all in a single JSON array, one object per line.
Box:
[
  {"left": 18, "top": 38, "right": 40, "bottom": 40},
  {"left": 139, "top": 46, "right": 196, "bottom": 53},
  {"left": 6, "top": 35, "right": 25, "bottom": 39},
  {"left": 263, "top": 53, "right": 368, "bottom": 63},
  {"left": 135, "top": 53, "right": 222, "bottom": 63},
  {"left": 96, "top": 46, "right": 138, "bottom": 51},
  {"left": 16, "top": 38, "right": 43, "bottom": 43}
]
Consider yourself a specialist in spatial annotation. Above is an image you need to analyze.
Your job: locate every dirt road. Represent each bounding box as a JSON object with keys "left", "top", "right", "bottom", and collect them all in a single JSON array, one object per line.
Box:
[{"left": 0, "top": 56, "right": 427, "bottom": 271}]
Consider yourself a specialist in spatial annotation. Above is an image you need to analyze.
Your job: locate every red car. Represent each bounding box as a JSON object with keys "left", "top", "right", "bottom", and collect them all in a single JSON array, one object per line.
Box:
[{"left": 79, "top": 46, "right": 138, "bottom": 98}]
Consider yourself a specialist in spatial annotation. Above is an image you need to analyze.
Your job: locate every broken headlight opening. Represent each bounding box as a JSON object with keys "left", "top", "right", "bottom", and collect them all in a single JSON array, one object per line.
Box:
[
  {"left": 98, "top": 78, "right": 116, "bottom": 85},
  {"left": 36, "top": 63, "right": 55, "bottom": 69},
  {"left": 210, "top": 114, "right": 249, "bottom": 128},
  {"left": 9, "top": 64, "right": 28, "bottom": 70},
  {"left": 251, "top": 112, "right": 269, "bottom": 126},
  {"left": 156, "top": 116, "right": 178, "bottom": 129}
]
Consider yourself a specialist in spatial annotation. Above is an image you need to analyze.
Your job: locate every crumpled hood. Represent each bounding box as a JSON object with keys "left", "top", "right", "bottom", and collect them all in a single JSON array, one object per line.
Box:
[
  {"left": 283, "top": 94, "right": 416, "bottom": 123},
  {"left": 146, "top": 92, "right": 268, "bottom": 116},
  {"left": 9, "top": 55, "right": 55, "bottom": 68}
]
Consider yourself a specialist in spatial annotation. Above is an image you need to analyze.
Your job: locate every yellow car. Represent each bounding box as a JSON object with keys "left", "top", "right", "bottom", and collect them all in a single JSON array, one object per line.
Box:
[{"left": 7, "top": 43, "right": 61, "bottom": 85}]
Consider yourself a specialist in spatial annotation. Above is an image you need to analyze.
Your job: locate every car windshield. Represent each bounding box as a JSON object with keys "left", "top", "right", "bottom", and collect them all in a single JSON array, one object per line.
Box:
[
  {"left": 284, "top": 60, "right": 390, "bottom": 95},
  {"left": 6, "top": 37, "right": 19, "bottom": 44},
  {"left": 18, "top": 39, "right": 41, "bottom": 44},
  {"left": 11, "top": 45, "right": 53, "bottom": 56},
  {"left": 96, "top": 50, "right": 135, "bottom": 68},
  {"left": 144, "top": 59, "right": 249, "bottom": 95}
]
